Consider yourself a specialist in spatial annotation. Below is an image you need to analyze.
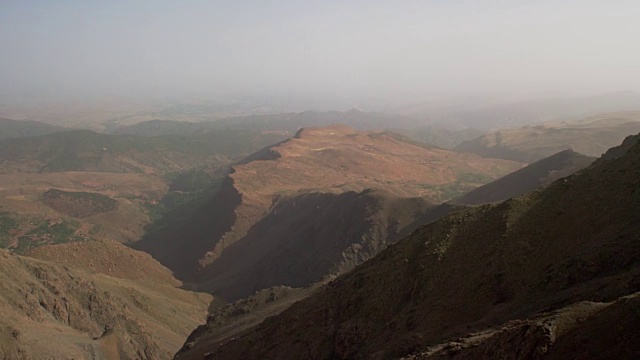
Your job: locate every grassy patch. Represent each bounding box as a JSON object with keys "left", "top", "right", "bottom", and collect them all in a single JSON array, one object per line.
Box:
[
  {"left": 418, "top": 172, "right": 498, "bottom": 202},
  {"left": 15, "top": 219, "right": 83, "bottom": 252},
  {"left": 0, "top": 211, "right": 18, "bottom": 247}
]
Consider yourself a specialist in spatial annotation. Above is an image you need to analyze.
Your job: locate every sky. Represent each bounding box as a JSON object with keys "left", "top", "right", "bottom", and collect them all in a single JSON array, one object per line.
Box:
[{"left": 1, "top": 0, "right": 639, "bottom": 103}]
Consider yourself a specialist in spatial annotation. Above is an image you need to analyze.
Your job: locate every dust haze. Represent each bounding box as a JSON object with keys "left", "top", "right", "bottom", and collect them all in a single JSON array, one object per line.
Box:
[{"left": 2, "top": 0, "right": 640, "bottom": 108}]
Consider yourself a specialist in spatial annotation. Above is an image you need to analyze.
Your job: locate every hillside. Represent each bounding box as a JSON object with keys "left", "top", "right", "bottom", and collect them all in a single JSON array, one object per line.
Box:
[
  {"left": 0, "top": 129, "right": 287, "bottom": 174},
  {"left": 390, "top": 126, "right": 484, "bottom": 149},
  {"left": 452, "top": 149, "right": 595, "bottom": 205},
  {"left": 187, "top": 133, "right": 640, "bottom": 359},
  {"left": 0, "top": 117, "right": 68, "bottom": 139},
  {"left": 111, "top": 109, "right": 417, "bottom": 136},
  {"left": 0, "top": 245, "right": 212, "bottom": 359},
  {"left": 0, "top": 171, "right": 170, "bottom": 251},
  {"left": 455, "top": 112, "right": 640, "bottom": 162},
  {"left": 0, "top": 128, "right": 287, "bottom": 252},
  {"left": 195, "top": 190, "right": 455, "bottom": 301},
  {"left": 135, "top": 125, "right": 520, "bottom": 300},
  {"left": 25, "top": 239, "right": 181, "bottom": 285}
]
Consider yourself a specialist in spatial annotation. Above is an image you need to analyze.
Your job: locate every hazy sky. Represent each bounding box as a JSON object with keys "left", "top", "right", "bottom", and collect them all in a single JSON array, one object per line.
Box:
[{"left": 1, "top": 0, "right": 639, "bottom": 102}]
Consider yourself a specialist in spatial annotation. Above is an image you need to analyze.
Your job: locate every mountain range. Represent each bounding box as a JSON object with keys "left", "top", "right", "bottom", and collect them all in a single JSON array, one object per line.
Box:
[
  {"left": 178, "top": 132, "right": 640, "bottom": 359},
  {"left": 456, "top": 111, "right": 640, "bottom": 162},
  {"left": 1, "top": 109, "right": 640, "bottom": 359}
]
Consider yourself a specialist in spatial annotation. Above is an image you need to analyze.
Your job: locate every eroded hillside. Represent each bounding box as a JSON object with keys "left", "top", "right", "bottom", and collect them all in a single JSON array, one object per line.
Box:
[{"left": 0, "top": 242, "right": 212, "bottom": 360}]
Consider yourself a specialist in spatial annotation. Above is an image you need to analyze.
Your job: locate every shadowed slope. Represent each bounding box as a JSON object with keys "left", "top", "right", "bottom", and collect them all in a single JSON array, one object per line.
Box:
[
  {"left": 197, "top": 189, "right": 439, "bottom": 301},
  {"left": 452, "top": 149, "right": 595, "bottom": 205}
]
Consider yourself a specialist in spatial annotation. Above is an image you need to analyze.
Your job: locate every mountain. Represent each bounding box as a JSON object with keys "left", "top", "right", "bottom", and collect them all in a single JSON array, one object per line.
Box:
[
  {"left": 0, "top": 117, "right": 68, "bottom": 139},
  {"left": 452, "top": 149, "right": 595, "bottom": 205},
  {"left": 0, "top": 129, "right": 287, "bottom": 174},
  {"left": 397, "top": 91, "right": 640, "bottom": 130},
  {"left": 184, "top": 132, "right": 640, "bottom": 359},
  {"left": 455, "top": 112, "right": 640, "bottom": 163},
  {"left": 134, "top": 125, "right": 521, "bottom": 300},
  {"left": 0, "top": 241, "right": 212, "bottom": 359},
  {"left": 389, "top": 126, "right": 485, "bottom": 149},
  {"left": 111, "top": 110, "right": 419, "bottom": 136}
]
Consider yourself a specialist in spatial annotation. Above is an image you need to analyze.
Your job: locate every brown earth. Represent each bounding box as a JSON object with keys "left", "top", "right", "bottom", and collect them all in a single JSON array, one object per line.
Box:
[
  {"left": 0, "top": 247, "right": 212, "bottom": 359},
  {"left": 25, "top": 239, "right": 181, "bottom": 286},
  {"left": 135, "top": 125, "right": 520, "bottom": 297},
  {"left": 455, "top": 111, "right": 640, "bottom": 162},
  {"left": 0, "top": 171, "right": 169, "bottom": 252},
  {"left": 198, "top": 133, "right": 640, "bottom": 359}
]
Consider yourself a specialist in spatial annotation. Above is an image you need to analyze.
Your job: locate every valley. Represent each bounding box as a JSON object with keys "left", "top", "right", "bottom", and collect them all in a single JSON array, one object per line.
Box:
[{"left": 0, "top": 110, "right": 639, "bottom": 359}]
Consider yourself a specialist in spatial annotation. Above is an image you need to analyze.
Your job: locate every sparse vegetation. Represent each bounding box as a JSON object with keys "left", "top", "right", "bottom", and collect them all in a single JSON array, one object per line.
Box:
[
  {"left": 0, "top": 211, "right": 18, "bottom": 247},
  {"left": 15, "top": 218, "right": 82, "bottom": 253}
]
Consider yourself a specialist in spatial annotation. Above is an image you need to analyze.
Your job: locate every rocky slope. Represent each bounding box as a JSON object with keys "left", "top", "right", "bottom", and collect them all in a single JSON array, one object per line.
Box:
[
  {"left": 0, "top": 246, "right": 212, "bottom": 360},
  {"left": 452, "top": 149, "right": 595, "bottom": 205},
  {"left": 25, "top": 239, "right": 182, "bottom": 285},
  {"left": 191, "top": 133, "right": 640, "bottom": 359},
  {"left": 455, "top": 112, "right": 640, "bottom": 162},
  {"left": 135, "top": 125, "right": 521, "bottom": 299}
]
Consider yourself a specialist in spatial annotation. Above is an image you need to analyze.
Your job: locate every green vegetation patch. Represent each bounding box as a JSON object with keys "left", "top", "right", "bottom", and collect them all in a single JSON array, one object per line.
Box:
[
  {"left": 16, "top": 218, "right": 83, "bottom": 253},
  {"left": 0, "top": 211, "right": 18, "bottom": 247},
  {"left": 419, "top": 173, "right": 496, "bottom": 202}
]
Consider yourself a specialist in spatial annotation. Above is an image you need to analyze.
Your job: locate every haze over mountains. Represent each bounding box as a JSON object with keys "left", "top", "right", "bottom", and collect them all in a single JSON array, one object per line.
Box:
[
  {"left": 3, "top": 1, "right": 640, "bottom": 358},
  {"left": 456, "top": 111, "right": 640, "bottom": 162},
  {"left": 2, "top": 103, "right": 640, "bottom": 359}
]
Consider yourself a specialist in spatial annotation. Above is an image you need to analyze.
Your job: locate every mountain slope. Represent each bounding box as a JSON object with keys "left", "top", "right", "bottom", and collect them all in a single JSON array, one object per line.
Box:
[
  {"left": 390, "top": 126, "right": 484, "bottom": 149},
  {"left": 0, "top": 117, "right": 68, "bottom": 139},
  {"left": 455, "top": 112, "right": 640, "bottom": 162},
  {"left": 194, "top": 133, "right": 640, "bottom": 359},
  {"left": 112, "top": 110, "right": 418, "bottom": 136},
  {"left": 196, "top": 189, "right": 444, "bottom": 301},
  {"left": 0, "top": 245, "right": 212, "bottom": 360},
  {"left": 0, "top": 129, "right": 286, "bottom": 174},
  {"left": 135, "top": 125, "right": 521, "bottom": 296},
  {"left": 452, "top": 149, "right": 595, "bottom": 205}
]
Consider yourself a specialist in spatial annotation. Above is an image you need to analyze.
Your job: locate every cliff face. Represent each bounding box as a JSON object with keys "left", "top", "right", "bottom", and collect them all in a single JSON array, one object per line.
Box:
[{"left": 195, "top": 134, "right": 640, "bottom": 359}]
